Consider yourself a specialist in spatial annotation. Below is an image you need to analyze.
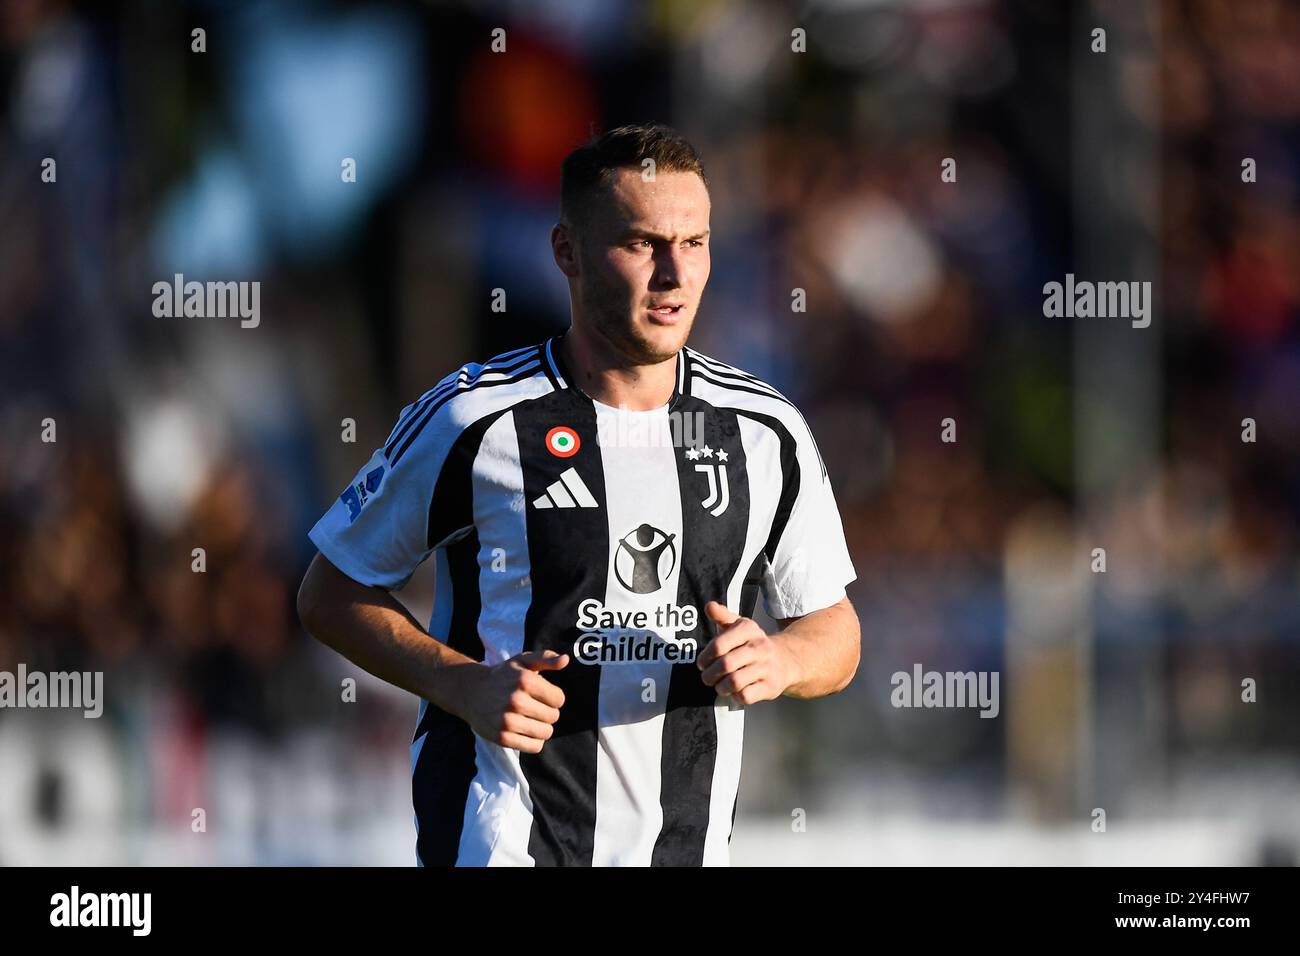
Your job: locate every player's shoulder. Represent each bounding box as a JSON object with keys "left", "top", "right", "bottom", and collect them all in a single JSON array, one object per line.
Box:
[
  {"left": 681, "top": 343, "right": 801, "bottom": 416},
  {"left": 420, "top": 340, "right": 554, "bottom": 408},
  {"left": 383, "top": 339, "right": 556, "bottom": 465},
  {"left": 681, "top": 344, "right": 828, "bottom": 477}
]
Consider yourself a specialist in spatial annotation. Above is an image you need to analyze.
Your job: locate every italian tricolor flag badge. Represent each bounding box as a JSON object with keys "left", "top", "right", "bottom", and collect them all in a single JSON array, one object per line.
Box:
[{"left": 546, "top": 426, "right": 581, "bottom": 458}]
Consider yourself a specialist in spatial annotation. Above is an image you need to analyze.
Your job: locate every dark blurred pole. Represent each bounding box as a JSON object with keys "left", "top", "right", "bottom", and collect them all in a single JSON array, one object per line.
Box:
[{"left": 1072, "top": 0, "right": 1164, "bottom": 816}]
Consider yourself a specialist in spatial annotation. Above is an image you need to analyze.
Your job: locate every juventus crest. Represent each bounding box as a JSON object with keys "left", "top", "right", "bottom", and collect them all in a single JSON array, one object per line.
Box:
[{"left": 684, "top": 443, "right": 730, "bottom": 516}]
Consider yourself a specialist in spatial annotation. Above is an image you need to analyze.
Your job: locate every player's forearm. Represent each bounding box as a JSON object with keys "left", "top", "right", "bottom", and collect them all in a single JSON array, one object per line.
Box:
[
  {"left": 773, "top": 599, "right": 860, "bottom": 699},
  {"left": 296, "top": 553, "right": 482, "bottom": 720}
]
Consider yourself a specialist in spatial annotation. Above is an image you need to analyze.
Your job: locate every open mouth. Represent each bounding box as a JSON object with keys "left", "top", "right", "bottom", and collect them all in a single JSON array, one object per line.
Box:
[{"left": 648, "top": 304, "right": 684, "bottom": 318}]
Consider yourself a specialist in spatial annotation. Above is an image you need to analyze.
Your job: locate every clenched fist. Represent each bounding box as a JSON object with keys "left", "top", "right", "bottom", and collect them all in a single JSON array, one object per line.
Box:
[
  {"left": 696, "top": 601, "right": 801, "bottom": 705},
  {"left": 458, "top": 649, "right": 568, "bottom": 753}
]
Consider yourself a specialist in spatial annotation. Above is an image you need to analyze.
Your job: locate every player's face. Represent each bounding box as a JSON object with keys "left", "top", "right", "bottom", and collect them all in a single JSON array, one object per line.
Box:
[{"left": 572, "top": 168, "right": 711, "bottom": 365}]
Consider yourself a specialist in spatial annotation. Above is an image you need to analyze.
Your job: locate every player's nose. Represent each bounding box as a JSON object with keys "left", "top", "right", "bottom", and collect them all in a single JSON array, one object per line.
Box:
[{"left": 650, "top": 247, "right": 686, "bottom": 289}]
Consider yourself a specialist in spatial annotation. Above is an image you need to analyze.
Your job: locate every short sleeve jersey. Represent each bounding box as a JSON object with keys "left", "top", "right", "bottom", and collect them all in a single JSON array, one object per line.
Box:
[{"left": 309, "top": 332, "right": 857, "bottom": 866}]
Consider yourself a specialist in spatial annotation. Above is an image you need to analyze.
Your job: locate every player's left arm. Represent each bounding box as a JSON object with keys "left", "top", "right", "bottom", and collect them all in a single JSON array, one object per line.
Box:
[
  {"left": 697, "top": 595, "right": 860, "bottom": 703},
  {"left": 698, "top": 406, "right": 863, "bottom": 702}
]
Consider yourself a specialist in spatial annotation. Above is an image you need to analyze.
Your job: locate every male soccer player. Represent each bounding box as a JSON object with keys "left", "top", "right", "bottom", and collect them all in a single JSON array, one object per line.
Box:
[{"left": 297, "top": 124, "right": 861, "bottom": 866}]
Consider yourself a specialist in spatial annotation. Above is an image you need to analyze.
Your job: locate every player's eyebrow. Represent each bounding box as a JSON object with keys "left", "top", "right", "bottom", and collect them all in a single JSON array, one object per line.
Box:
[{"left": 620, "top": 228, "right": 710, "bottom": 242}]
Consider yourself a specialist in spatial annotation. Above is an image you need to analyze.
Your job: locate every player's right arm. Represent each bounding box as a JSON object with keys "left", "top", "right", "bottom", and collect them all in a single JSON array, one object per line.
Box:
[
  {"left": 298, "top": 386, "right": 567, "bottom": 753},
  {"left": 296, "top": 554, "right": 567, "bottom": 753}
]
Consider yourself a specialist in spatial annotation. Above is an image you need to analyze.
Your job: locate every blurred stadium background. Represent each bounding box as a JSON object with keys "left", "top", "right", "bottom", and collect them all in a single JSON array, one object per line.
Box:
[{"left": 1, "top": 0, "right": 1298, "bottom": 865}]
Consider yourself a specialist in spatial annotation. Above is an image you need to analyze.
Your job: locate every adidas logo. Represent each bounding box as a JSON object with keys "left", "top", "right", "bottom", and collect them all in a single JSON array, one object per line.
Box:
[{"left": 532, "top": 467, "right": 599, "bottom": 509}]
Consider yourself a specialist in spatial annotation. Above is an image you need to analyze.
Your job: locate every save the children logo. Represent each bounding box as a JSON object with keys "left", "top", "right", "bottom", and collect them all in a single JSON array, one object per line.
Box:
[
  {"left": 613, "top": 523, "right": 677, "bottom": 593},
  {"left": 572, "top": 599, "right": 699, "bottom": 665}
]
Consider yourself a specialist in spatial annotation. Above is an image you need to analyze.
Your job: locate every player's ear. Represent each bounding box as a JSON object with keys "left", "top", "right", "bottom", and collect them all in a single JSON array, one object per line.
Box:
[{"left": 551, "top": 221, "right": 581, "bottom": 278}]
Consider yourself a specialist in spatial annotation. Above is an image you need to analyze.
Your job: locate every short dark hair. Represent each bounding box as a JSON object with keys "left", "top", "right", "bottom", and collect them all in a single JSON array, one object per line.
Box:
[{"left": 560, "top": 123, "right": 708, "bottom": 227}]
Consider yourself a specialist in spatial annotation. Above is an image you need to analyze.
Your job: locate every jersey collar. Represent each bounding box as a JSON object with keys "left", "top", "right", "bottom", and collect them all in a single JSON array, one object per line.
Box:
[{"left": 546, "top": 330, "right": 686, "bottom": 412}]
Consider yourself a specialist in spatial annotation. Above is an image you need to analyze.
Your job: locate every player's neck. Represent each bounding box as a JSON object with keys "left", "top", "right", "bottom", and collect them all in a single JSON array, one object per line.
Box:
[{"left": 558, "top": 326, "right": 677, "bottom": 412}]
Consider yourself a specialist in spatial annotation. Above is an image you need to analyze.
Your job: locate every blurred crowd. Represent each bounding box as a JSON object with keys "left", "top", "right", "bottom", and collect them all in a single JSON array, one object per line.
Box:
[{"left": 0, "top": 0, "right": 1297, "bottom": 863}]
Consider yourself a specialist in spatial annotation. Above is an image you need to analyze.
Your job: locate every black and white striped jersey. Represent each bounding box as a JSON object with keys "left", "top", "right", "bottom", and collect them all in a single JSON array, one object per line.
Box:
[{"left": 308, "top": 331, "right": 857, "bottom": 866}]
